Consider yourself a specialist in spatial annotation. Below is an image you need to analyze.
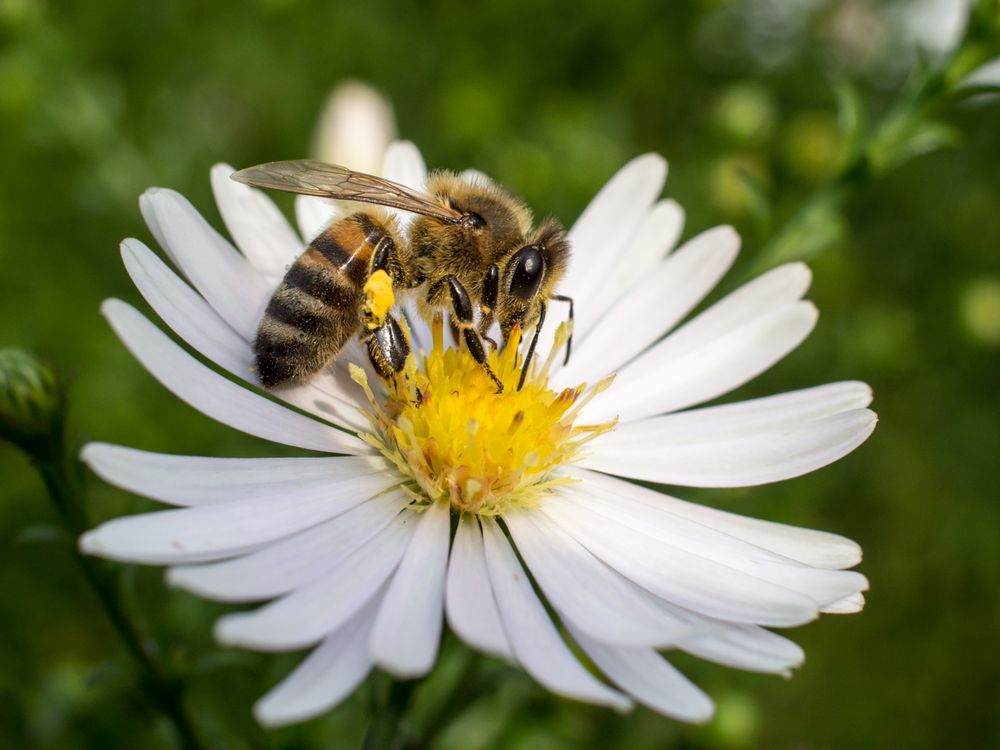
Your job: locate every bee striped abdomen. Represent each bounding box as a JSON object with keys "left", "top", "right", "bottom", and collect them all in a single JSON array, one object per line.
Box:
[{"left": 254, "top": 213, "right": 388, "bottom": 388}]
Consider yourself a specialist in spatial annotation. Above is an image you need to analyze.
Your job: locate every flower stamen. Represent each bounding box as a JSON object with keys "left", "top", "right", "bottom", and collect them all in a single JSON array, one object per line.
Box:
[{"left": 352, "top": 317, "right": 616, "bottom": 516}]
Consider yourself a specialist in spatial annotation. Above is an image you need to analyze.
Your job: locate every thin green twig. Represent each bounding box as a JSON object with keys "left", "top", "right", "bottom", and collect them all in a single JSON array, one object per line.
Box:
[
  {"left": 28, "top": 408, "right": 206, "bottom": 750},
  {"left": 363, "top": 678, "right": 419, "bottom": 750},
  {"left": 749, "top": 15, "right": 999, "bottom": 276}
]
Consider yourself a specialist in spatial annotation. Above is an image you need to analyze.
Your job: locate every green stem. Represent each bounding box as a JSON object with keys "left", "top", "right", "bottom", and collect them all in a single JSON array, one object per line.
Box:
[
  {"left": 417, "top": 651, "right": 484, "bottom": 749},
  {"left": 33, "top": 426, "right": 205, "bottom": 750},
  {"left": 363, "top": 679, "right": 419, "bottom": 750},
  {"left": 750, "top": 19, "right": 999, "bottom": 276}
]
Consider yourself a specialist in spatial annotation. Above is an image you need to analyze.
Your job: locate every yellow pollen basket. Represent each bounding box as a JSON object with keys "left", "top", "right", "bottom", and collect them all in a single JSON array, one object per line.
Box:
[
  {"left": 362, "top": 270, "right": 395, "bottom": 329},
  {"left": 352, "top": 317, "right": 616, "bottom": 516}
]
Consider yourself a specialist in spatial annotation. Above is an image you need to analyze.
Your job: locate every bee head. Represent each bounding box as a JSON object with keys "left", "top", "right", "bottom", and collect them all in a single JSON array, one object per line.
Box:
[
  {"left": 498, "top": 218, "right": 569, "bottom": 341},
  {"left": 507, "top": 245, "right": 545, "bottom": 302}
]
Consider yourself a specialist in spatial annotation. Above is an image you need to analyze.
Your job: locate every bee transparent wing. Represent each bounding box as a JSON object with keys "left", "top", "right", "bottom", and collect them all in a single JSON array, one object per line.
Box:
[{"left": 231, "top": 160, "right": 464, "bottom": 224}]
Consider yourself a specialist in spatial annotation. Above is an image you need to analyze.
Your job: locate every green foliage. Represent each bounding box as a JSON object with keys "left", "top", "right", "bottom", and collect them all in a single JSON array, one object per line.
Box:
[
  {"left": 0, "top": 348, "right": 62, "bottom": 455},
  {"left": 1, "top": 1, "right": 999, "bottom": 748}
]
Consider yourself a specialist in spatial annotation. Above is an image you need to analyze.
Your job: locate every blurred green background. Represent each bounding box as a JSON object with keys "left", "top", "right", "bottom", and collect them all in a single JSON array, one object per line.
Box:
[{"left": 2, "top": 0, "right": 999, "bottom": 748}]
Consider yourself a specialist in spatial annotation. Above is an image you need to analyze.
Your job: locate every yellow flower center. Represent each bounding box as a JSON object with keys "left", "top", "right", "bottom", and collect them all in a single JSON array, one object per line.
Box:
[{"left": 352, "top": 318, "right": 616, "bottom": 516}]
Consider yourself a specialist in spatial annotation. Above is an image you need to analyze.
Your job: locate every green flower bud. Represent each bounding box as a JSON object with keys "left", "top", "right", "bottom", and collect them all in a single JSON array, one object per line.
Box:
[{"left": 0, "top": 348, "right": 64, "bottom": 455}]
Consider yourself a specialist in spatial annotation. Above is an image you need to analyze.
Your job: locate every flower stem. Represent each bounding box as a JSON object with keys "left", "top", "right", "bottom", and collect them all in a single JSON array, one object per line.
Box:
[
  {"left": 38, "top": 462, "right": 205, "bottom": 750},
  {"left": 363, "top": 679, "right": 418, "bottom": 750},
  {"left": 8, "top": 370, "right": 206, "bottom": 750},
  {"left": 748, "top": 14, "right": 999, "bottom": 276},
  {"left": 416, "top": 649, "right": 485, "bottom": 748}
]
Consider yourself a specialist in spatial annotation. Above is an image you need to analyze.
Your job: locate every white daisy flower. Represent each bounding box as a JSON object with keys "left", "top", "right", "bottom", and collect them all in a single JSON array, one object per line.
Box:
[{"left": 80, "top": 90, "right": 874, "bottom": 728}]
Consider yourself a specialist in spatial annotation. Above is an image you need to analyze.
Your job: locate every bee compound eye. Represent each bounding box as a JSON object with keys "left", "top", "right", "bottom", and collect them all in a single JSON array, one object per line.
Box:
[{"left": 508, "top": 246, "right": 544, "bottom": 301}]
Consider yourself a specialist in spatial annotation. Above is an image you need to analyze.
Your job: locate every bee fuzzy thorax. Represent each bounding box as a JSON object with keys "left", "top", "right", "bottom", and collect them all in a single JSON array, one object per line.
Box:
[{"left": 352, "top": 320, "right": 616, "bottom": 517}]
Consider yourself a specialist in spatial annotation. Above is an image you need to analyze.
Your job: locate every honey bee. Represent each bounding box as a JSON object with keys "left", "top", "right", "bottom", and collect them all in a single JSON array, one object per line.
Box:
[{"left": 231, "top": 161, "right": 573, "bottom": 392}]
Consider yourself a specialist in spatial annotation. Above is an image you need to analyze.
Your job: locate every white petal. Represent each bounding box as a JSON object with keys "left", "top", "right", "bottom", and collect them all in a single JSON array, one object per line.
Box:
[
  {"left": 122, "top": 237, "right": 368, "bottom": 430},
  {"left": 79, "top": 471, "right": 400, "bottom": 565},
  {"left": 445, "top": 516, "right": 513, "bottom": 661},
  {"left": 276, "top": 375, "right": 371, "bottom": 434},
  {"left": 313, "top": 81, "right": 396, "bottom": 174},
  {"left": 660, "top": 262, "right": 812, "bottom": 359},
  {"left": 602, "top": 580, "right": 807, "bottom": 674},
  {"left": 566, "top": 154, "right": 667, "bottom": 301},
  {"left": 139, "top": 188, "right": 272, "bottom": 340},
  {"left": 82, "top": 443, "right": 387, "bottom": 507},
  {"left": 295, "top": 195, "right": 339, "bottom": 243},
  {"left": 584, "top": 301, "right": 818, "bottom": 423},
  {"left": 676, "top": 623, "right": 804, "bottom": 675},
  {"left": 601, "top": 381, "right": 873, "bottom": 442},
  {"left": 821, "top": 592, "right": 865, "bottom": 614},
  {"left": 215, "top": 511, "right": 417, "bottom": 651},
  {"left": 401, "top": 296, "right": 429, "bottom": 353},
  {"left": 124, "top": 235, "right": 369, "bottom": 431},
  {"left": 167, "top": 492, "right": 408, "bottom": 601},
  {"left": 380, "top": 140, "right": 428, "bottom": 233},
  {"left": 535, "top": 154, "right": 667, "bottom": 362},
  {"left": 583, "top": 408, "right": 878, "bottom": 487},
  {"left": 581, "top": 198, "right": 686, "bottom": 325},
  {"left": 632, "top": 198, "right": 686, "bottom": 259},
  {"left": 480, "top": 518, "right": 632, "bottom": 711},
  {"left": 341, "top": 334, "right": 388, "bottom": 392},
  {"left": 121, "top": 238, "right": 252, "bottom": 375},
  {"left": 254, "top": 595, "right": 380, "bottom": 727},
  {"left": 579, "top": 260, "right": 809, "bottom": 398},
  {"left": 560, "top": 225, "right": 739, "bottom": 385},
  {"left": 558, "top": 484, "right": 868, "bottom": 607},
  {"left": 572, "top": 629, "right": 714, "bottom": 723},
  {"left": 542, "top": 491, "right": 823, "bottom": 627},
  {"left": 461, "top": 168, "right": 491, "bottom": 183},
  {"left": 210, "top": 163, "right": 304, "bottom": 280},
  {"left": 963, "top": 55, "right": 1000, "bottom": 88},
  {"left": 381, "top": 140, "right": 427, "bottom": 189},
  {"left": 370, "top": 500, "right": 450, "bottom": 677},
  {"left": 504, "top": 509, "right": 693, "bottom": 647},
  {"left": 567, "top": 468, "right": 862, "bottom": 569},
  {"left": 102, "top": 300, "right": 366, "bottom": 454},
  {"left": 507, "top": 504, "right": 805, "bottom": 677}
]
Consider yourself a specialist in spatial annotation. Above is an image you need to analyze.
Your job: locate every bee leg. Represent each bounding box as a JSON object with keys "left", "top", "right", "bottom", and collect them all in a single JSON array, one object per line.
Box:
[
  {"left": 362, "top": 234, "right": 405, "bottom": 329},
  {"left": 366, "top": 313, "right": 409, "bottom": 379},
  {"left": 364, "top": 233, "right": 416, "bottom": 380},
  {"left": 517, "top": 301, "right": 547, "bottom": 391},
  {"left": 444, "top": 275, "right": 504, "bottom": 393},
  {"left": 371, "top": 236, "right": 392, "bottom": 272},
  {"left": 477, "top": 264, "right": 500, "bottom": 351},
  {"left": 550, "top": 294, "right": 574, "bottom": 365}
]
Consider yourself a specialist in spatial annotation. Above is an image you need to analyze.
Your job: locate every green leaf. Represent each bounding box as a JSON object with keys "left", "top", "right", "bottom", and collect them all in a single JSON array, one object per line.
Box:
[
  {"left": 887, "top": 121, "right": 961, "bottom": 171},
  {"left": 190, "top": 650, "right": 259, "bottom": 679},
  {"left": 14, "top": 523, "right": 70, "bottom": 546},
  {"left": 86, "top": 659, "right": 130, "bottom": 690},
  {"left": 832, "top": 78, "right": 866, "bottom": 156},
  {"left": 734, "top": 166, "right": 772, "bottom": 233},
  {"left": 750, "top": 193, "right": 847, "bottom": 275}
]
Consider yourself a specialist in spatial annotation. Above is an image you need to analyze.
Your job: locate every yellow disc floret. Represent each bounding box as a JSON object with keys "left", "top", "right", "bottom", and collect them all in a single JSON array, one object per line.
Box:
[
  {"left": 362, "top": 269, "right": 395, "bottom": 329},
  {"left": 352, "top": 317, "right": 615, "bottom": 516}
]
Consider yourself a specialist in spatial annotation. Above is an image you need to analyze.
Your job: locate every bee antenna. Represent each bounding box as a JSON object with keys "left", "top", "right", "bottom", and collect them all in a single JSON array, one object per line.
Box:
[{"left": 517, "top": 302, "right": 546, "bottom": 391}]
